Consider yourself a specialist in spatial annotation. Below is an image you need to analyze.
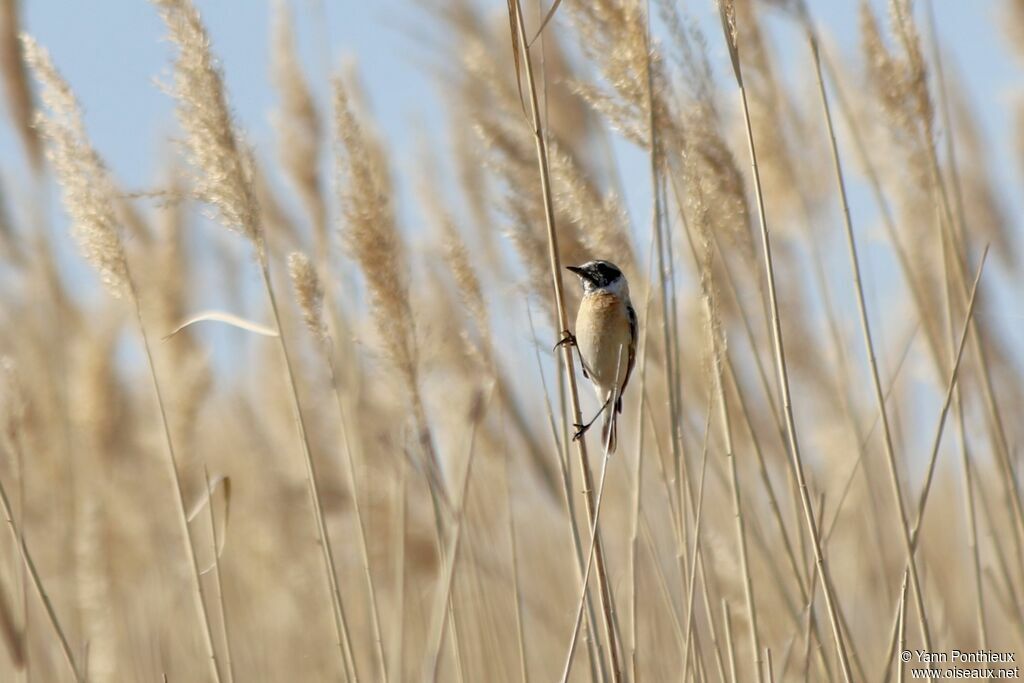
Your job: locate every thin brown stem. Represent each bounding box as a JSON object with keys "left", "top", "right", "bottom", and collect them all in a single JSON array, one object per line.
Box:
[
  {"left": 508, "top": 2, "right": 621, "bottom": 680},
  {"left": 0, "top": 459, "right": 81, "bottom": 682},
  {"left": 129, "top": 277, "right": 222, "bottom": 683},
  {"left": 717, "top": 6, "right": 852, "bottom": 679},
  {"left": 804, "top": 13, "right": 933, "bottom": 654},
  {"left": 201, "top": 466, "right": 235, "bottom": 683},
  {"left": 257, "top": 258, "right": 357, "bottom": 681}
]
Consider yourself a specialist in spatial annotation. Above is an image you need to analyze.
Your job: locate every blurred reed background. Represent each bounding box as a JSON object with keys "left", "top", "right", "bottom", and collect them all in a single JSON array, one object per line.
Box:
[{"left": 0, "top": 0, "right": 1021, "bottom": 680}]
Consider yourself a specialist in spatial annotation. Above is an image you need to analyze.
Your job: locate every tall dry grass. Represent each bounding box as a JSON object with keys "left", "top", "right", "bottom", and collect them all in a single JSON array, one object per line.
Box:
[{"left": 0, "top": 0, "right": 1021, "bottom": 681}]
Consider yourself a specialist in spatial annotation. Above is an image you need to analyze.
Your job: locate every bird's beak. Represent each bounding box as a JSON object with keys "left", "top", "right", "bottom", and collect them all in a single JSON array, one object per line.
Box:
[{"left": 566, "top": 265, "right": 587, "bottom": 279}]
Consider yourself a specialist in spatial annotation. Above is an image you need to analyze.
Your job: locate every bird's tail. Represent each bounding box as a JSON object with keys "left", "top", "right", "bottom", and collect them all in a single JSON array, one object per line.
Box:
[{"left": 600, "top": 410, "right": 617, "bottom": 454}]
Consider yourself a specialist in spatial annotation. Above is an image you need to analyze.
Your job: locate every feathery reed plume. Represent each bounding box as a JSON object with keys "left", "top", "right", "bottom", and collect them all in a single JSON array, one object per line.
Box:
[
  {"left": 333, "top": 73, "right": 449, "bottom": 511},
  {"left": 154, "top": 0, "right": 260, "bottom": 245},
  {"left": 439, "top": 5, "right": 627, "bottom": 295},
  {"left": 334, "top": 79, "right": 412, "bottom": 384},
  {"left": 421, "top": 177, "right": 562, "bottom": 499},
  {"left": 154, "top": 2, "right": 359, "bottom": 678},
  {"left": 564, "top": 0, "right": 663, "bottom": 147},
  {"left": 271, "top": 2, "right": 327, "bottom": 259},
  {"left": 0, "top": 0, "right": 40, "bottom": 170},
  {"left": 2, "top": 1, "right": 1022, "bottom": 679},
  {"left": 24, "top": 34, "right": 223, "bottom": 683},
  {"left": 287, "top": 252, "right": 327, "bottom": 343},
  {"left": 859, "top": 1, "right": 934, "bottom": 233},
  {"left": 22, "top": 37, "right": 127, "bottom": 298},
  {"left": 439, "top": 223, "right": 488, "bottom": 350}
]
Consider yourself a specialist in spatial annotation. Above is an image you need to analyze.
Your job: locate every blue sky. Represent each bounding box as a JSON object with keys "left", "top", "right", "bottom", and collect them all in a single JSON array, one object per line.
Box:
[{"left": 8, "top": 1, "right": 1018, "bottom": 217}]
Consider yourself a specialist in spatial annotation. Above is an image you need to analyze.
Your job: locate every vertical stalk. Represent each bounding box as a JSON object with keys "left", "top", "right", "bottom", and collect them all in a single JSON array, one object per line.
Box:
[
  {"left": 716, "top": 5, "right": 852, "bottom": 680},
  {"left": 508, "top": 2, "right": 621, "bottom": 679},
  {"left": 629, "top": 224, "right": 658, "bottom": 683},
  {"left": 424, "top": 385, "right": 493, "bottom": 680},
  {"left": 129, "top": 277, "right": 222, "bottom": 683},
  {"left": 803, "top": 13, "right": 933, "bottom": 656},
  {"left": 560, "top": 367, "right": 623, "bottom": 683},
  {"left": 502, "top": 436, "right": 530, "bottom": 683},
  {"left": 256, "top": 258, "right": 358, "bottom": 682},
  {"left": 0, "top": 459, "right": 81, "bottom": 682},
  {"left": 704, "top": 294, "right": 761, "bottom": 683},
  {"left": 323, "top": 340, "right": 388, "bottom": 682},
  {"left": 201, "top": 466, "right": 236, "bottom": 683},
  {"left": 722, "top": 601, "right": 737, "bottom": 683},
  {"left": 877, "top": 248, "right": 987, "bottom": 681}
]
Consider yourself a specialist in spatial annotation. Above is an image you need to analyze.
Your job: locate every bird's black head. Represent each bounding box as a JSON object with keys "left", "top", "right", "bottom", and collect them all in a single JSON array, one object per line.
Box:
[{"left": 567, "top": 260, "right": 624, "bottom": 291}]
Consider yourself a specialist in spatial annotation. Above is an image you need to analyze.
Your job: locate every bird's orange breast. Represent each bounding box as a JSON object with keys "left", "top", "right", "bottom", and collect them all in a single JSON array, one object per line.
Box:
[{"left": 575, "top": 291, "right": 632, "bottom": 397}]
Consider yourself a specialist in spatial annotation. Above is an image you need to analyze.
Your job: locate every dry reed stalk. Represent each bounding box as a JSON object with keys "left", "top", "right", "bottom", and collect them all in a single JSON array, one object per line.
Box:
[
  {"left": 694, "top": 554, "right": 728, "bottom": 683},
  {"left": 152, "top": 3, "right": 358, "bottom": 678},
  {"left": 629, "top": 211, "right": 660, "bottom": 681},
  {"left": 506, "top": 2, "right": 621, "bottom": 680},
  {"left": 722, "top": 600, "right": 737, "bottom": 683},
  {"left": 524, "top": 303, "right": 608, "bottom": 683},
  {"left": 287, "top": 251, "right": 389, "bottom": 682},
  {"left": 680, "top": 407, "right": 711, "bottom": 680},
  {"left": 394, "top": 456, "right": 408, "bottom": 680},
  {"left": 802, "top": 1, "right": 936, "bottom": 659},
  {"left": 499, "top": 423, "right": 529, "bottom": 683},
  {"left": 0, "top": 578, "right": 20, "bottom": 674},
  {"left": 896, "top": 574, "right": 908, "bottom": 683},
  {"left": 734, "top": 2, "right": 899, "bottom": 588},
  {"left": 671, "top": 110, "right": 837, "bottom": 678},
  {"left": 818, "top": 44, "right": 946, "bottom": 376},
  {"left": 559, "top": 350, "right": 623, "bottom": 683},
  {"left": 424, "top": 169, "right": 560, "bottom": 499},
  {"left": 201, "top": 466, "right": 235, "bottom": 683},
  {"left": 703, "top": 282, "right": 762, "bottom": 682},
  {"left": 817, "top": 43, "right": 988, "bottom": 642},
  {"left": 423, "top": 385, "right": 492, "bottom": 681},
  {"left": 715, "top": 3, "right": 853, "bottom": 680},
  {"left": 661, "top": 36, "right": 834, "bottom": 653},
  {"left": 922, "top": 9, "right": 1006, "bottom": 651},
  {"left": 0, "top": 0, "right": 40, "bottom": 171},
  {"left": 673, "top": 177, "right": 817, "bottom": 629},
  {"left": 635, "top": 407, "right": 689, "bottom": 654},
  {"left": 867, "top": 2, "right": 1024, "bottom": 570},
  {"left": 878, "top": 247, "right": 987, "bottom": 680},
  {"left": 332, "top": 75, "right": 449, "bottom": 516},
  {"left": 640, "top": 9, "right": 689, "bottom": 567},
  {"left": 24, "top": 35, "right": 223, "bottom": 683},
  {"left": 0, "top": 472, "right": 78, "bottom": 680},
  {"left": 0, "top": 362, "right": 77, "bottom": 681}
]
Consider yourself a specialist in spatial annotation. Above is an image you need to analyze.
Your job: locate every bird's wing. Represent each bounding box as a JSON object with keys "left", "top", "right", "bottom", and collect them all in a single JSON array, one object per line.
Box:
[{"left": 616, "top": 302, "right": 638, "bottom": 414}]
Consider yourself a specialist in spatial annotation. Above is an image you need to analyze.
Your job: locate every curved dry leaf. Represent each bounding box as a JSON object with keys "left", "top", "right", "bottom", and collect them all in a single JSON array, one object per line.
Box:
[
  {"left": 527, "top": 0, "right": 564, "bottom": 48},
  {"left": 164, "top": 310, "right": 278, "bottom": 340},
  {"left": 187, "top": 472, "right": 232, "bottom": 567}
]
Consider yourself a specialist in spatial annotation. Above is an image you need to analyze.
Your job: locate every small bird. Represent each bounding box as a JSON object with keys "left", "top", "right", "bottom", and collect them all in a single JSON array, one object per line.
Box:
[{"left": 558, "top": 260, "right": 637, "bottom": 453}]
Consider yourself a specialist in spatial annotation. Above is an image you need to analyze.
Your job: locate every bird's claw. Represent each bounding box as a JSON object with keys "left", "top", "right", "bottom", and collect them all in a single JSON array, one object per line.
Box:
[
  {"left": 553, "top": 331, "right": 577, "bottom": 352},
  {"left": 572, "top": 422, "right": 589, "bottom": 441}
]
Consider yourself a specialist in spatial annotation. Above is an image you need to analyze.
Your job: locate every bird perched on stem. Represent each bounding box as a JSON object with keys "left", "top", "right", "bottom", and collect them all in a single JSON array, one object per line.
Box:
[{"left": 557, "top": 260, "right": 637, "bottom": 453}]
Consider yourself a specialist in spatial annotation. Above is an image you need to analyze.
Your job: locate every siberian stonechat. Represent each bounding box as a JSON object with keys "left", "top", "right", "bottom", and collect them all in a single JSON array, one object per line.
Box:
[{"left": 558, "top": 260, "right": 637, "bottom": 453}]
